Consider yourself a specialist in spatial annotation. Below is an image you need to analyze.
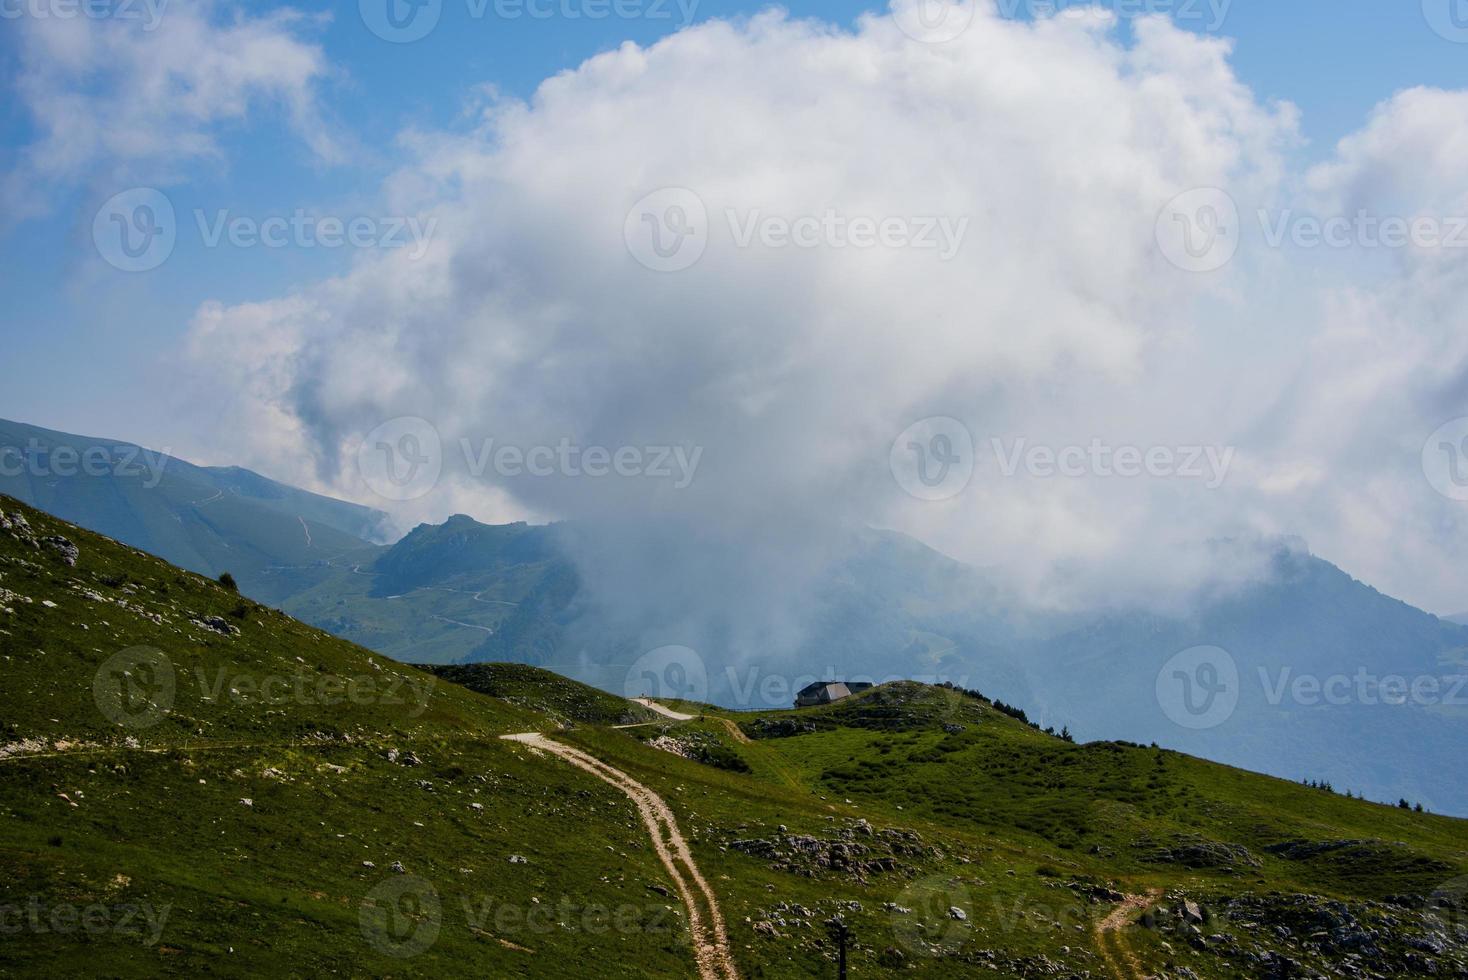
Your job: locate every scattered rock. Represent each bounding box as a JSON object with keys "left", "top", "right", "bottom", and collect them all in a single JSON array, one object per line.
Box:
[{"left": 40, "top": 536, "right": 79, "bottom": 566}]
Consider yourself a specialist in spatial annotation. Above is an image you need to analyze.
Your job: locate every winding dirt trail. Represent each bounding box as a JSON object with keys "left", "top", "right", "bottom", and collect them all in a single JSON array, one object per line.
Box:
[
  {"left": 1094, "top": 889, "right": 1162, "bottom": 980},
  {"left": 501, "top": 732, "right": 739, "bottom": 980},
  {"left": 630, "top": 697, "right": 697, "bottom": 720}
]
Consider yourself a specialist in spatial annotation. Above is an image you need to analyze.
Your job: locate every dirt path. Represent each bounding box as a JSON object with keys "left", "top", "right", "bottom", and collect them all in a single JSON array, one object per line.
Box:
[
  {"left": 501, "top": 732, "right": 739, "bottom": 980},
  {"left": 630, "top": 697, "right": 697, "bottom": 721},
  {"left": 714, "top": 717, "right": 751, "bottom": 745},
  {"left": 1094, "top": 889, "right": 1161, "bottom": 980}
]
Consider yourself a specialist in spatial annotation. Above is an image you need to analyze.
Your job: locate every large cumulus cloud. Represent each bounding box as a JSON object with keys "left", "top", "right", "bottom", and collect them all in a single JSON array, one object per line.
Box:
[{"left": 182, "top": 5, "right": 1468, "bottom": 620}]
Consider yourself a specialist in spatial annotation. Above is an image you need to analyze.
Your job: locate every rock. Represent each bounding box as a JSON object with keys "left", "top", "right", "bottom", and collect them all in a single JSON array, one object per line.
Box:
[
  {"left": 508, "top": 854, "right": 528, "bottom": 864},
  {"left": 469, "top": 802, "right": 483, "bottom": 811},
  {"left": 1141, "top": 834, "right": 1260, "bottom": 870},
  {"left": 362, "top": 861, "right": 376, "bottom": 869},
  {"left": 949, "top": 906, "right": 968, "bottom": 921},
  {"left": 389, "top": 861, "right": 406, "bottom": 874},
  {"left": 40, "top": 536, "right": 79, "bottom": 566},
  {"left": 239, "top": 798, "right": 253, "bottom": 807},
  {"left": 191, "top": 615, "right": 239, "bottom": 636},
  {"left": 1183, "top": 899, "right": 1204, "bottom": 924}
]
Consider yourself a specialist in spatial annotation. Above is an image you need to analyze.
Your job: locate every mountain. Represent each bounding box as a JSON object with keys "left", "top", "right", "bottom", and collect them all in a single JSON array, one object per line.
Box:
[
  {"left": 0, "top": 417, "right": 391, "bottom": 601},
  {"left": 3, "top": 493, "right": 1466, "bottom": 978},
  {"left": 293, "top": 514, "right": 1468, "bottom": 816},
  {"left": 4, "top": 418, "right": 1467, "bottom": 816},
  {"left": 1448, "top": 612, "right": 1468, "bottom": 626}
]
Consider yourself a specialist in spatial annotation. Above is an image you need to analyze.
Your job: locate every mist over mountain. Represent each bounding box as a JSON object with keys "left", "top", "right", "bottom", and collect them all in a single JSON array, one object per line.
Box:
[
  {"left": 5, "top": 418, "right": 1462, "bottom": 814},
  {"left": 5, "top": 416, "right": 1462, "bottom": 815}
]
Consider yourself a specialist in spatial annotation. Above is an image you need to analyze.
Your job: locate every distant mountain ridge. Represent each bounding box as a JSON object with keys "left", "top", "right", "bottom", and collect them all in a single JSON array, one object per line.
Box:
[{"left": 0, "top": 418, "right": 391, "bottom": 595}]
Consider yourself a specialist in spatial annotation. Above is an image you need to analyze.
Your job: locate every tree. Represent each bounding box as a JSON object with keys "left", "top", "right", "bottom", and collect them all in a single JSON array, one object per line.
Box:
[{"left": 218, "top": 571, "right": 239, "bottom": 592}]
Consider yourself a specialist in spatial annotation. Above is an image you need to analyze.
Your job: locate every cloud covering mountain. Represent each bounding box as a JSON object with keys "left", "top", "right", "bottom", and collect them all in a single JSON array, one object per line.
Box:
[{"left": 167, "top": 6, "right": 1467, "bottom": 622}]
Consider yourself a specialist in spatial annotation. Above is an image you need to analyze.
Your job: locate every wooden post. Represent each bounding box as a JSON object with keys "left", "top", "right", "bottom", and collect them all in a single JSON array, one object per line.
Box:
[{"left": 826, "top": 916, "right": 851, "bottom": 979}]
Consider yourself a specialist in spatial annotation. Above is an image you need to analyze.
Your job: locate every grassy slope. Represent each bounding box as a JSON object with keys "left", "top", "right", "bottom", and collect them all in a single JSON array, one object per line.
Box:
[
  {"left": 562, "top": 686, "right": 1468, "bottom": 978},
  {"left": 3, "top": 494, "right": 1468, "bottom": 978},
  {"left": 0, "top": 496, "right": 695, "bottom": 977}
]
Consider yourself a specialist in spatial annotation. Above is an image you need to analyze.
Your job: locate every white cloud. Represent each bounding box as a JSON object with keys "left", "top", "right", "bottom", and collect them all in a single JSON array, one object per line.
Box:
[
  {"left": 3, "top": 0, "right": 338, "bottom": 219},
  {"left": 180, "top": 6, "right": 1468, "bottom": 619}
]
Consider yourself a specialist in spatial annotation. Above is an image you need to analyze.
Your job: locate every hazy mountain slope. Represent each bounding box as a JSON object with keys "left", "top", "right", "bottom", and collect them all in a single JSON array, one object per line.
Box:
[
  {"left": 972, "top": 543, "right": 1468, "bottom": 815},
  {"left": 0, "top": 418, "right": 390, "bottom": 601},
  {"left": 297, "top": 513, "right": 1468, "bottom": 816},
  {"left": 4, "top": 494, "right": 1465, "bottom": 978}
]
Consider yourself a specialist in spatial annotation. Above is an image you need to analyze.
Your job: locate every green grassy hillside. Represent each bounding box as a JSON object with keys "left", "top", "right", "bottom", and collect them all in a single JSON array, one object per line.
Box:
[{"left": 2, "top": 494, "right": 1466, "bottom": 978}]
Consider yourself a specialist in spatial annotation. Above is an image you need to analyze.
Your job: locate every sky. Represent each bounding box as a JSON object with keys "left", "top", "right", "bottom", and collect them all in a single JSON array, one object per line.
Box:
[{"left": 1, "top": 0, "right": 1467, "bottom": 617}]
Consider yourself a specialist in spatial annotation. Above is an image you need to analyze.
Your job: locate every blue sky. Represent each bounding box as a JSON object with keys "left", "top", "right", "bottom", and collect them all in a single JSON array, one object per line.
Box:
[
  {"left": 1, "top": 1, "right": 1467, "bottom": 614},
  {"left": 0, "top": 2, "right": 1462, "bottom": 439}
]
